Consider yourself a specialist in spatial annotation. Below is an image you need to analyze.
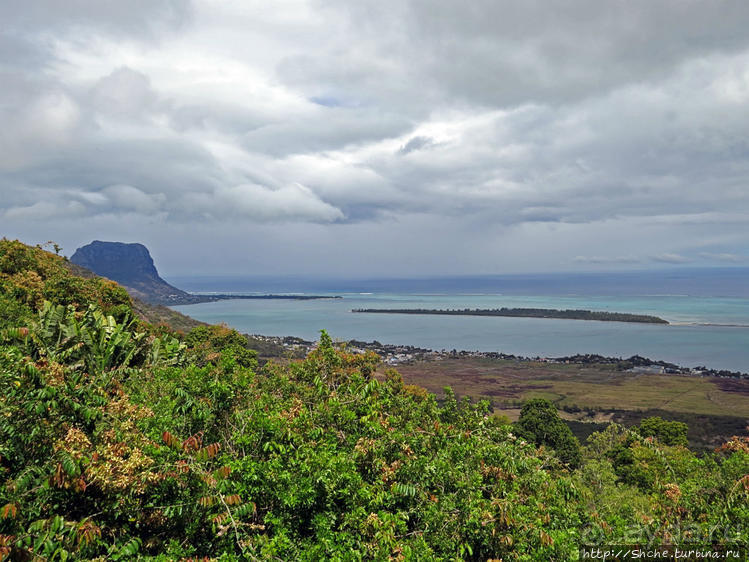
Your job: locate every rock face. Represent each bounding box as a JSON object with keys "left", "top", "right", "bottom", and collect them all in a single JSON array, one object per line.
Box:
[
  {"left": 70, "top": 241, "right": 340, "bottom": 306},
  {"left": 70, "top": 241, "right": 199, "bottom": 305}
]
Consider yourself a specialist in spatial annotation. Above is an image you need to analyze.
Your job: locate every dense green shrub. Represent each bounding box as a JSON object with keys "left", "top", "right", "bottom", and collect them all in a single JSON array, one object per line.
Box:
[
  {"left": 639, "top": 416, "right": 689, "bottom": 446},
  {"left": 0, "top": 240, "right": 748, "bottom": 560},
  {"left": 514, "top": 398, "right": 582, "bottom": 468}
]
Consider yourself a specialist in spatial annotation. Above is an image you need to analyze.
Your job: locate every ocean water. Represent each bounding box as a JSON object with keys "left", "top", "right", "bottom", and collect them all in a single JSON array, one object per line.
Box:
[{"left": 169, "top": 269, "right": 749, "bottom": 372}]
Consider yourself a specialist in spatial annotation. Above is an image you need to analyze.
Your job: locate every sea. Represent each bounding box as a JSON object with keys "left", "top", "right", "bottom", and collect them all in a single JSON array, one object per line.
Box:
[{"left": 169, "top": 268, "right": 749, "bottom": 373}]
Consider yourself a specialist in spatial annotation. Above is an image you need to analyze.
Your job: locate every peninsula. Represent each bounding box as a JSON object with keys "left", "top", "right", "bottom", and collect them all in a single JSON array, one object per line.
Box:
[
  {"left": 352, "top": 307, "right": 669, "bottom": 324},
  {"left": 183, "top": 293, "right": 341, "bottom": 303},
  {"left": 71, "top": 241, "right": 339, "bottom": 305}
]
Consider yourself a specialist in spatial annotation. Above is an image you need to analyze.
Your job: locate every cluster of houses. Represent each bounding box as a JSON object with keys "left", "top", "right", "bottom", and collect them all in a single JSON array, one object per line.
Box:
[{"left": 247, "top": 334, "right": 748, "bottom": 379}]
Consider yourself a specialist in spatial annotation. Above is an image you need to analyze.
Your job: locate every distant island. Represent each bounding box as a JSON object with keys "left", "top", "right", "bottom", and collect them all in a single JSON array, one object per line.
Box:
[
  {"left": 352, "top": 307, "right": 669, "bottom": 324},
  {"left": 71, "top": 240, "right": 340, "bottom": 305}
]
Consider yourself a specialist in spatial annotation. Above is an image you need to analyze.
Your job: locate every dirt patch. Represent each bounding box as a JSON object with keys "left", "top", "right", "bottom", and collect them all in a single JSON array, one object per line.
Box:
[
  {"left": 494, "top": 408, "right": 522, "bottom": 422},
  {"left": 482, "top": 384, "right": 552, "bottom": 398},
  {"left": 711, "top": 378, "right": 749, "bottom": 396}
]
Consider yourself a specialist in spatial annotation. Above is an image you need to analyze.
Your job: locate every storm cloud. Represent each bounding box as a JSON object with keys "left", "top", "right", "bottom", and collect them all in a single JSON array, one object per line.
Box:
[{"left": 2, "top": 0, "right": 749, "bottom": 276}]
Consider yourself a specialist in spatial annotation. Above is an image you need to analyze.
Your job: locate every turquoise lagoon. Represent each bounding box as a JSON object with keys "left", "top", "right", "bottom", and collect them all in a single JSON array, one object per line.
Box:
[{"left": 172, "top": 286, "right": 749, "bottom": 372}]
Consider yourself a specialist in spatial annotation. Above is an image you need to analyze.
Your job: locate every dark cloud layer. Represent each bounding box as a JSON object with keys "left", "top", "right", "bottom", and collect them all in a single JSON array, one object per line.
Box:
[{"left": 2, "top": 0, "right": 749, "bottom": 275}]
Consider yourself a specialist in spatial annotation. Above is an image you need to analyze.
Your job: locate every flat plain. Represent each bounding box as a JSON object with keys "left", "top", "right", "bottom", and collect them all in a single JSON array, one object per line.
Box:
[{"left": 390, "top": 357, "right": 749, "bottom": 447}]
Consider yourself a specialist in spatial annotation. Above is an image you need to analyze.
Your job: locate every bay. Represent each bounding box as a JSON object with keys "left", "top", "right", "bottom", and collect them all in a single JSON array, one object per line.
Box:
[{"left": 171, "top": 280, "right": 749, "bottom": 372}]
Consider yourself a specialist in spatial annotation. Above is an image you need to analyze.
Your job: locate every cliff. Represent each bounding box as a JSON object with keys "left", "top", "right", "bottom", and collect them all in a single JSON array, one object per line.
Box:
[
  {"left": 70, "top": 240, "right": 340, "bottom": 305},
  {"left": 70, "top": 240, "right": 203, "bottom": 305}
]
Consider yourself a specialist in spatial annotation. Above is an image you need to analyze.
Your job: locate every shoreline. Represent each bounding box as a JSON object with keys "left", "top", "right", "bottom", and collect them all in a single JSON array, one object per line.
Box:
[
  {"left": 165, "top": 299, "right": 747, "bottom": 374},
  {"left": 248, "top": 333, "right": 749, "bottom": 380},
  {"left": 159, "top": 293, "right": 343, "bottom": 305},
  {"left": 351, "top": 307, "right": 669, "bottom": 324},
  {"left": 188, "top": 293, "right": 342, "bottom": 302}
]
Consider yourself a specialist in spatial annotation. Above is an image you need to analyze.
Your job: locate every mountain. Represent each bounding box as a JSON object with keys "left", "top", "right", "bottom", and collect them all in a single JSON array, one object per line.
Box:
[
  {"left": 70, "top": 240, "right": 203, "bottom": 305},
  {"left": 70, "top": 240, "right": 340, "bottom": 306}
]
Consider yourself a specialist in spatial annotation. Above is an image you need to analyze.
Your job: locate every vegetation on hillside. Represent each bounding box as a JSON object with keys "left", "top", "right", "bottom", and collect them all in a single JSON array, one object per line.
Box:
[{"left": 0, "top": 240, "right": 747, "bottom": 560}]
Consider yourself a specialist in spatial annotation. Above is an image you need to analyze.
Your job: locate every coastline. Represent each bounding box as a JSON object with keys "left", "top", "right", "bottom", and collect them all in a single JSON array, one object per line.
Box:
[
  {"left": 169, "top": 292, "right": 749, "bottom": 373},
  {"left": 247, "top": 333, "right": 749, "bottom": 380},
  {"left": 351, "top": 307, "right": 669, "bottom": 324},
  {"left": 157, "top": 293, "right": 343, "bottom": 305}
]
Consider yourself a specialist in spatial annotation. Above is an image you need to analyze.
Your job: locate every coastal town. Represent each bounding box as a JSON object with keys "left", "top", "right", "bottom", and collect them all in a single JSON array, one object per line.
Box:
[{"left": 250, "top": 334, "right": 749, "bottom": 380}]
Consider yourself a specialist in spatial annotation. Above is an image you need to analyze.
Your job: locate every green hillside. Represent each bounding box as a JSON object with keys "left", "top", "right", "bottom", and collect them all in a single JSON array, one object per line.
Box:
[{"left": 0, "top": 239, "right": 747, "bottom": 560}]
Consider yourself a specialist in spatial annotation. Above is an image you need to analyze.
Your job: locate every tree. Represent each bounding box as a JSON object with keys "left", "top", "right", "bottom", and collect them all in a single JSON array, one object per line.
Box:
[
  {"left": 515, "top": 398, "right": 582, "bottom": 468},
  {"left": 639, "top": 416, "right": 688, "bottom": 446}
]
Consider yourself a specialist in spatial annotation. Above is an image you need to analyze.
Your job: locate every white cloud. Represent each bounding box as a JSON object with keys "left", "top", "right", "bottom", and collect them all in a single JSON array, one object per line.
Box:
[
  {"left": 699, "top": 252, "right": 747, "bottom": 263},
  {"left": 4, "top": 200, "right": 86, "bottom": 220},
  {"left": 573, "top": 255, "right": 641, "bottom": 265},
  {"left": 651, "top": 253, "right": 692, "bottom": 264},
  {"left": 91, "top": 67, "right": 159, "bottom": 119},
  {"left": 3, "top": 1, "right": 749, "bottom": 274},
  {"left": 185, "top": 183, "right": 344, "bottom": 223},
  {"left": 0, "top": 89, "right": 80, "bottom": 170},
  {"left": 101, "top": 184, "right": 166, "bottom": 214}
]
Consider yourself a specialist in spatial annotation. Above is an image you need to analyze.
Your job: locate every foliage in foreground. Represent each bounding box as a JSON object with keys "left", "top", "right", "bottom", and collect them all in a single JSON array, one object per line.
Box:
[{"left": 0, "top": 240, "right": 747, "bottom": 560}]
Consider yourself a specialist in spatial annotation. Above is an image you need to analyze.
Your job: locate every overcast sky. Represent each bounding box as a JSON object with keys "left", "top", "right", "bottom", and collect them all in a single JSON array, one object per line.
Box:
[{"left": 3, "top": 0, "right": 749, "bottom": 277}]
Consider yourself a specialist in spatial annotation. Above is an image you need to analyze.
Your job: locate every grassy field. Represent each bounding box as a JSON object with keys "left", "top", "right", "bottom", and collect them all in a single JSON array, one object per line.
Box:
[{"left": 390, "top": 357, "right": 749, "bottom": 447}]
